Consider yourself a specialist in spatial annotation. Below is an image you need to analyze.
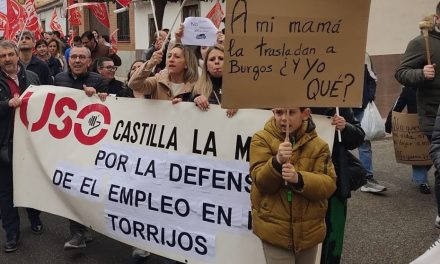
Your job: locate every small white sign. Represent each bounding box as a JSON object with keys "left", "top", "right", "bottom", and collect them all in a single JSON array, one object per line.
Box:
[{"left": 181, "top": 17, "right": 218, "bottom": 47}]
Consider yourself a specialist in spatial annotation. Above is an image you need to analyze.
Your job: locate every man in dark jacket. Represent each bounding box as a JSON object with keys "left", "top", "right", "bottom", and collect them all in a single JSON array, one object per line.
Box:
[
  {"left": 17, "top": 30, "right": 53, "bottom": 85},
  {"left": 0, "top": 40, "right": 42, "bottom": 253},
  {"left": 81, "top": 31, "right": 121, "bottom": 67},
  {"left": 396, "top": 2, "right": 440, "bottom": 229},
  {"left": 93, "top": 57, "right": 124, "bottom": 96},
  {"left": 54, "top": 46, "right": 107, "bottom": 249}
]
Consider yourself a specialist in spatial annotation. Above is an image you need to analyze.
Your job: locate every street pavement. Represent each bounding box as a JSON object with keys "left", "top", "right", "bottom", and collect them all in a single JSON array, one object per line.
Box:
[{"left": 1, "top": 137, "right": 439, "bottom": 264}]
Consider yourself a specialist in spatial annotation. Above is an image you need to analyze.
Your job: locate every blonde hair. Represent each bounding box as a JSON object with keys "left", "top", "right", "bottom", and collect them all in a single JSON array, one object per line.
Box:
[
  {"left": 193, "top": 45, "right": 224, "bottom": 98},
  {"left": 168, "top": 43, "right": 198, "bottom": 83}
]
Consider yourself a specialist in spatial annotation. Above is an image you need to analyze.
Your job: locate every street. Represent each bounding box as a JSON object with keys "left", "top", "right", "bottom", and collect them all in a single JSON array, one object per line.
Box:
[{"left": 0, "top": 137, "right": 439, "bottom": 264}]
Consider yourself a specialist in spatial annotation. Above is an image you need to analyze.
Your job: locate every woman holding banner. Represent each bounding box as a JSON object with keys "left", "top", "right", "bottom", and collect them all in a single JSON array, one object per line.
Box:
[
  {"left": 192, "top": 45, "right": 237, "bottom": 117},
  {"left": 128, "top": 43, "right": 198, "bottom": 103},
  {"left": 249, "top": 107, "right": 336, "bottom": 264},
  {"left": 128, "top": 44, "right": 196, "bottom": 264},
  {"left": 311, "top": 107, "right": 365, "bottom": 264}
]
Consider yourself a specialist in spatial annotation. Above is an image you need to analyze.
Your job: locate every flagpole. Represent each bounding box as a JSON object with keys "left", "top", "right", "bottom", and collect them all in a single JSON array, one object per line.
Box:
[
  {"left": 161, "top": 0, "right": 187, "bottom": 51},
  {"left": 149, "top": 0, "right": 160, "bottom": 39},
  {"left": 17, "top": 14, "right": 31, "bottom": 48}
]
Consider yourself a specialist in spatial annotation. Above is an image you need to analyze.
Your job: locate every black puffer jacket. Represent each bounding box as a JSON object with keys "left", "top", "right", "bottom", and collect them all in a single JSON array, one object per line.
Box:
[
  {"left": 311, "top": 107, "right": 365, "bottom": 198},
  {"left": 54, "top": 71, "right": 107, "bottom": 93}
]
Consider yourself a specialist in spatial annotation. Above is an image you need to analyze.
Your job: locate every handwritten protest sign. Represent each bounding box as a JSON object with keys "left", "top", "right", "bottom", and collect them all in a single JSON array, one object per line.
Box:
[
  {"left": 392, "top": 111, "right": 432, "bottom": 165},
  {"left": 13, "top": 86, "right": 334, "bottom": 264},
  {"left": 182, "top": 17, "right": 218, "bottom": 46},
  {"left": 222, "top": 0, "right": 371, "bottom": 108}
]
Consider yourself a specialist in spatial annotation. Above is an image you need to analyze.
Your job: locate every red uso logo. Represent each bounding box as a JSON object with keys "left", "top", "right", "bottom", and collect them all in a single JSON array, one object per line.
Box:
[{"left": 19, "top": 91, "right": 111, "bottom": 145}]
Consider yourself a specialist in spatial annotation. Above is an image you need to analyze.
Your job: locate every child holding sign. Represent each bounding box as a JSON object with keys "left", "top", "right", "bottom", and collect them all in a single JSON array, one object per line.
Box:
[{"left": 249, "top": 108, "right": 336, "bottom": 264}]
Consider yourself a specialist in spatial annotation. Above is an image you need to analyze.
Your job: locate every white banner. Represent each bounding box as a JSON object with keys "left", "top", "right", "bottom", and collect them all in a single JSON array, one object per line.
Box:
[{"left": 13, "top": 85, "right": 334, "bottom": 263}]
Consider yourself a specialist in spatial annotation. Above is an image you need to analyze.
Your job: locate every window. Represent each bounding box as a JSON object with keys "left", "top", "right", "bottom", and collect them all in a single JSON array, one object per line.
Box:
[
  {"left": 149, "top": 17, "right": 155, "bottom": 46},
  {"left": 182, "top": 4, "right": 199, "bottom": 21},
  {"left": 117, "top": 3, "right": 130, "bottom": 41}
]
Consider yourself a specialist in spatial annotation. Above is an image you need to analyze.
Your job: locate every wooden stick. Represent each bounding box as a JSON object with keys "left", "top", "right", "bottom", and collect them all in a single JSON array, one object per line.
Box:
[
  {"left": 336, "top": 107, "right": 342, "bottom": 143},
  {"left": 284, "top": 109, "right": 290, "bottom": 186},
  {"left": 17, "top": 15, "right": 31, "bottom": 48},
  {"left": 422, "top": 29, "right": 432, "bottom": 65},
  {"left": 149, "top": 0, "right": 187, "bottom": 74},
  {"left": 149, "top": 0, "right": 160, "bottom": 39},
  {"left": 161, "top": 0, "right": 188, "bottom": 51},
  {"left": 285, "top": 109, "right": 290, "bottom": 143},
  {"left": 419, "top": 19, "right": 434, "bottom": 65}
]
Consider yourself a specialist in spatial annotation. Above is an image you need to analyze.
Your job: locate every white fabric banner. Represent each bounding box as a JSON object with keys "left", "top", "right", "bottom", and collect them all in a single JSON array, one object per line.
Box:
[{"left": 13, "top": 85, "right": 334, "bottom": 263}]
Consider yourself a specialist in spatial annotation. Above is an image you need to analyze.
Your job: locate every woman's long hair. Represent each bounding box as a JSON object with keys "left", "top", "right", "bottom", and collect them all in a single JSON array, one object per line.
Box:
[
  {"left": 168, "top": 43, "right": 198, "bottom": 84},
  {"left": 192, "top": 45, "right": 224, "bottom": 98}
]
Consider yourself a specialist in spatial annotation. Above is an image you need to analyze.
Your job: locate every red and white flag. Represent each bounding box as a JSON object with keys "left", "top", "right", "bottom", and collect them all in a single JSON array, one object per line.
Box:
[
  {"left": 110, "top": 28, "right": 119, "bottom": 53},
  {"left": 115, "top": 0, "right": 131, "bottom": 7},
  {"left": 0, "top": 12, "right": 7, "bottom": 31},
  {"left": 68, "top": 3, "right": 109, "bottom": 28},
  {"left": 4, "top": 0, "right": 26, "bottom": 40},
  {"left": 67, "top": 0, "right": 82, "bottom": 26},
  {"left": 206, "top": 0, "right": 224, "bottom": 29},
  {"left": 49, "top": 9, "right": 64, "bottom": 38},
  {"left": 23, "top": 0, "right": 42, "bottom": 40}
]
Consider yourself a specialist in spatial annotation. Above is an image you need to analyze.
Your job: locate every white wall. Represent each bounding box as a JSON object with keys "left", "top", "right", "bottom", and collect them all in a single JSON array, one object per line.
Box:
[
  {"left": 367, "top": 0, "right": 438, "bottom": 55},
  {"left": 37, "top": 7, "right": 67, "bottom": 34}
]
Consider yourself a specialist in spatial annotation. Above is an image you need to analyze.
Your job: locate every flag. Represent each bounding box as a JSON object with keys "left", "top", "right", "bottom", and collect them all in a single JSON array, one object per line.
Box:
[
  {"left": 0, "top": 12, "right": 7, "bottom": 31},
  {"left": 68, "top": 3, "right": 109, "bottom": 28},
  {"left": 49, "top": 9, "right": 64, "bottom": 38},
  {"left": 23, "top": 0, "right": 42, "bottom": 40},
  {"left": 206, "top": 0, "right": 224, "bottom": 29},
  {"left": 115, "top": 0, "right": 131, "bottom": 7},
  {"left": 88, "top": 3, "right": 110, "bottom": 28},
  {"left": 110, "top": 28, "right": 119, "bottom": 53},
  {"left": 68, "top": 0, "right": 82, "bottom": 26},
  {"left": 4, "top": 0, "right": 26, "bottom": 40}
]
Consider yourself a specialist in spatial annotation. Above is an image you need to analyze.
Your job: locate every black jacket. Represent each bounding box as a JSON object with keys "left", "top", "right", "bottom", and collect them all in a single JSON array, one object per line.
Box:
[
  {"left": 107, "top": 78, "right": 124, "bottom": 96},
  {"left": 0, "top": 66, "right": 40, "bottom": 147},
  {"left": 54, "top": 71, "right": 108, "bottom": 93},
  {"left": 395, "top": 31, "right": 440, "bottom": 136},
  {"left": 25, "top": 56, "right": 53, "bottom": 85},
  {"left": 47, "top": 56, "right": 62, "bottom": 79},
  {"left": 311, "top": 107, "right": 365, "bottom": 198},
  {"left": 353, "top": 65, "right": 376, "bottom": 115}
]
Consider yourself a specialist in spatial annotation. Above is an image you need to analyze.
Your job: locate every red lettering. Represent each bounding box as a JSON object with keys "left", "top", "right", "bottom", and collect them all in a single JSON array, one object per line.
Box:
[
  {"left": 19, "top": 91, "right": 110, "bottom": 145},
  {"left": 19, "top": 91, "right": 33, "bottom": 129},
  {"left": 48, "top": 97, "right": 77, "bottom": 139},
  {"left": 31, "top": 93, "right": 56, "bottom": 132}
]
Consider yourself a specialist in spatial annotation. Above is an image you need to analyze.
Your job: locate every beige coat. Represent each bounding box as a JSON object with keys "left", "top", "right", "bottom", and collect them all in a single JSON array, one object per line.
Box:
[{"left": 128, "top": 62, "right": 194, "bottom": 100}]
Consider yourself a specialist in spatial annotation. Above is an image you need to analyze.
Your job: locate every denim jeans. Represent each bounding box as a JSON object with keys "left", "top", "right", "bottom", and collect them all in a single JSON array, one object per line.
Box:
[
  {"left": 354, "top": 110, "right": 374, "bottom": 177},
  {"left": 412, "top": 165, "right": 430, "bottom": 185}
]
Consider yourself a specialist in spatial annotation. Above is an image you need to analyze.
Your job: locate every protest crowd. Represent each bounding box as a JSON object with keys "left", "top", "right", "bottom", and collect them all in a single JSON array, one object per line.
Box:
[{"left": 1, "top": 1, "right": 440, "bottom": 264}]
